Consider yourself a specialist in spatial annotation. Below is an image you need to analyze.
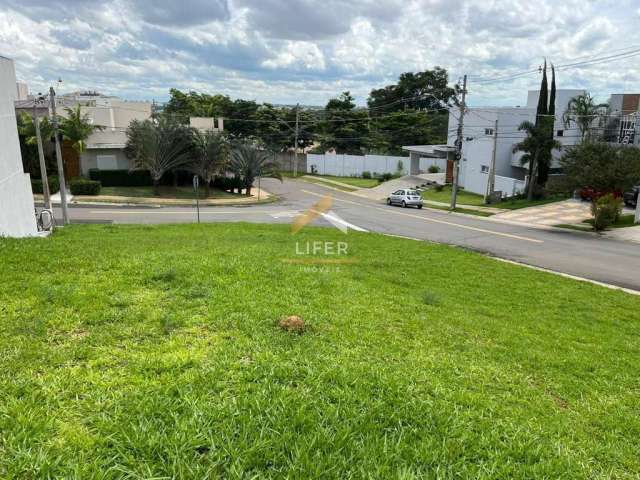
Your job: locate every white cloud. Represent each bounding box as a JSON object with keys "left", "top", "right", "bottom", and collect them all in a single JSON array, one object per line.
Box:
[{"left": 0, "top": 0, "right": 638, "bottom": 106}]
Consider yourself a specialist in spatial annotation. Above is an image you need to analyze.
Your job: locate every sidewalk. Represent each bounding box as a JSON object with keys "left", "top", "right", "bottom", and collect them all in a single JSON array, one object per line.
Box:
[
  {"left": 492, "top": 199, "right": 591, "bottom": 226},
  {"left": 605, "top": 225, "right": 640, "bottom": 244}
]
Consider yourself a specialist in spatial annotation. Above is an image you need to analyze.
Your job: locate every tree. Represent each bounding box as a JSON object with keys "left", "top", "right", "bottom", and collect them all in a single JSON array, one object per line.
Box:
[
  {"left": 368, "top": 67, "right": 457, "bottom": 112},
  {"left": 16, "top": 112, "right": 55, "bottom": 175},
  {"left": 230, "top": 144, "right": 282, "bottom": 196},
  {"left": 125, "top": 118, "right": 194, "bottom": 195},
  {"left": 318, "top": 92, "right": 369, "bottom": 154},
  {"left": 537, "top": 64, "right": 556, "bottom": 186},
  {"left": 513, "top": 121, "right": 561, "bottom": 200},
  {"left": 560, "top": 142, "right": 640, "bottom": 193},
  {"left": 190, "top": 130, "right": 229, "bottom": 197},
  {"left": 59, "top": 104, "right": 104, "bottom": 155},
  {"left": 563, "top": 93, "right": 607, "bottom": 141}
]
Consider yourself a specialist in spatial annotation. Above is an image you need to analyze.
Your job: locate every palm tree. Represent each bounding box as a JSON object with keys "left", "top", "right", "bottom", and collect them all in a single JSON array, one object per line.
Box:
[
  {"left": 59, "top": 105, "right": 104, "bottom": 155},
  {"left": 125, "top": 118, "right": 194, "bottom": 195},
  {"left": 563, "top": 93, "right": 607, "bottom": 141},
  {"left": 190, "top": 130, "right": 229, "bottom": 197},
  {"left": 513, "top": 121, "right": 561, "bottom": 200},
  {"left": 230, "top": 144, "right": 282, "bottom": 196}
]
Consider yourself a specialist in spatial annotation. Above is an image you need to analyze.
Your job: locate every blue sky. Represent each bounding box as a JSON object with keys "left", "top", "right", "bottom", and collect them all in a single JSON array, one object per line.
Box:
[{"left": 1, "top": 0, "right": 638, "bottom": 106}]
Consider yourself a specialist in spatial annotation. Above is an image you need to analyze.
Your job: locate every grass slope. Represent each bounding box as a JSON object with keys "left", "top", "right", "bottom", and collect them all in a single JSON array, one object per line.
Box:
[
  {"left": 1, "top": 224, "right": 639, "bottom": 478},
  {"left": 100, "top": 186, "right": 239, "bottom": 199}
]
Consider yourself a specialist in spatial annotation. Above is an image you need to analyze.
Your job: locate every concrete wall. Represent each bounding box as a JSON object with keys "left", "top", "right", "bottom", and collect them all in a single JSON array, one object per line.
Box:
[
  {"left": 80, "top": 148, "right": 131, "bottom": 175},
  {"left": 307, "top": 154, "right": 410, "bottom": 176},
  {"left": 0, "top": 56, "right": 37, "bottom": 237}
]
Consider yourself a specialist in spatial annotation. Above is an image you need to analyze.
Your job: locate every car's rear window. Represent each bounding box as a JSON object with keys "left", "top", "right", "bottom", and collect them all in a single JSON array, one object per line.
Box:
[{"left": 407, "top": 190, "right": 419, "bottom": 196}]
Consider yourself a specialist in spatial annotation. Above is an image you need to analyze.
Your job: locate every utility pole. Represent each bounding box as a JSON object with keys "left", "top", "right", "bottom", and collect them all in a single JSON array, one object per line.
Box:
[
  {"left": 484, "top": 119, "right": 498, "bottom": 204},
  {"left": 49, "top": 86, "right": 69, "bottom": 225},
  {"left": 293, "top": 103, "right": 300, "bottom": 177},
  {"left": 33, "top": 96, "right": 51, "bottom": 210},
  {"left": 450, "top": 74, "right": 467, "bottom": 210}
]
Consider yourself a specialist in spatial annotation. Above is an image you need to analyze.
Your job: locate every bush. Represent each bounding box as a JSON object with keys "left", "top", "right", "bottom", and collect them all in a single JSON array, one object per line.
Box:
[
  {"left": 377, "top": 172, "right": 394, "bottom": 183},
  {"left": 213, "top": 175, "right": 243, "bottom": 192},
  {"left": 428, "top": 165, "right": 440, "bottom": 173},
  {"left": 89, "top": 168, "right": 152, "bottom": 187},
  {"left": 70, "top": 178, "right": 101, "bottom": 196},
  {"left": 362, "top": 171, "right": 372, "bottom": 179},
  {"left": 31, "top": 176, "right": 60, "bottom": 194},
  {"left": 590, "top": 194, "right": 622, "bottom": 231}
]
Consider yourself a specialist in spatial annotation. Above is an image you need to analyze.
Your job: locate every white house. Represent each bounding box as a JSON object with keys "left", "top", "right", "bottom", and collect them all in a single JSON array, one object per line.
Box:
[
  {"left": 15, "top": 89, "right": 224, "bottom": 178},
  {"left": 404, "top": 89, "right": 586, "bottom": 197},
  {"left": 0, "top": 56, "right": 37, "bottom": 237}
]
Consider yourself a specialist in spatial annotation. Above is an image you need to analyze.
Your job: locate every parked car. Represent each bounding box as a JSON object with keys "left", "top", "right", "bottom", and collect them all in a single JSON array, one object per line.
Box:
[
  {"left": 387, "top": 189, "right": 423, "bottom": 208},
  {"left": 579, "top": 187, "right": 622, "bottom": 202},
  {"left": 623, "top": 186, "right": 639, "bottom": 208}
]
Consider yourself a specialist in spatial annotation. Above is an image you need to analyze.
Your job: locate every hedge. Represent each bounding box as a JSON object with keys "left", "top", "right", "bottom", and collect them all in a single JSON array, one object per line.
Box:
[
  {"left": 70, "top": 178, "right": 101, "bottom": 196},
  {"left": 31, "top": 176, "right": 60, "bottom": 194},
  {"left": 89, "top": 169, "right": 153, "bottom": 187}
]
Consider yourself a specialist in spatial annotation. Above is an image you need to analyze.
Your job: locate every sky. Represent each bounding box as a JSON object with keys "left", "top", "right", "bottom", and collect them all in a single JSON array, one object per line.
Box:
[{"left": 1, "top": 0, "right": 639, "bottom": 107}]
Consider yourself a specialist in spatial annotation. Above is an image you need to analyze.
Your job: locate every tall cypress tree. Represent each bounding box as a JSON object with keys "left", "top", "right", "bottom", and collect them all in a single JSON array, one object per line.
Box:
[
  {"left": 526, "top": 59, "right": 548, "bottom": 198},
  {"left": 535, "top": 60, "right": 548, "bottom": 126},
  {"left": 537, "top": 64, "right": 555, "bottom": 185}
]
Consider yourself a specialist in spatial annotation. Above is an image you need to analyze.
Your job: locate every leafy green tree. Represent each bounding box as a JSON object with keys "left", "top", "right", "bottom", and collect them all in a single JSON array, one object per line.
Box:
[
  {"left": 59, "top": 105, "right": 104, "bottom": 155},
  {"left": 318, "top": 92, "right": 369, "bottom": 154},
  {"left": 513, "top": 120, "right": 561, "bottom": 200},
  {"left": 190, "top": 130, "right": 229, "bottom": 197},
  {"left": 563, "top": 93, "right": 607, "bottom": 141},
  {"left": 560, "top": 142, "right": 640, "bottom": 193},
  {"left": 230, "top": 144, "right": 282, "bottom": 196},
  {"left": 124, "top": 118, "right": 194, "bottom": 195},
  {"left": 16, "top": 112, "right": 55, "bottom": 175},
  {"left": 368, "top": 67, "right": 456, "bottom": 112}
]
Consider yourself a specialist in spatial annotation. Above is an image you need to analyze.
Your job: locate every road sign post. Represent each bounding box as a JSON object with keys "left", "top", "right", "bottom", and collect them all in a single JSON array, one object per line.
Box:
[{"left": 193, "top": 175, "right": 200, "bottom": 224}]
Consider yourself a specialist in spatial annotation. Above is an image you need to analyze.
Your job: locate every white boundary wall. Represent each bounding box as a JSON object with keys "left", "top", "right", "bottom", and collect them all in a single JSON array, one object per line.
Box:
[
  {"left": 308, "top": 154, "right": 443, "bottom": 177},
  {"left": 0, "top": 56, "right": 37, "bottom": 237}
]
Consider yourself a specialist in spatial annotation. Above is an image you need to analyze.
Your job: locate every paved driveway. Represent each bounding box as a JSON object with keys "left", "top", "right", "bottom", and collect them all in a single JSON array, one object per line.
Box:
[{"left": 493, "top": 199, "right": 593, "bottom": 226}]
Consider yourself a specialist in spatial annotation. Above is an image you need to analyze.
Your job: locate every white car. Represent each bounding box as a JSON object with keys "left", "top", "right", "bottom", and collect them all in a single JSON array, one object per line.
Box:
[{"left": 387, "top": 189, "right": 423, "bottom": 208}]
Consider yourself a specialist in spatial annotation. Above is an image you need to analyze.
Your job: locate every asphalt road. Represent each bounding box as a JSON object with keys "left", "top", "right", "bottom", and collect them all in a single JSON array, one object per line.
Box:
[{"left": 51, "top": 178, "right": 640, "bottom": 292}]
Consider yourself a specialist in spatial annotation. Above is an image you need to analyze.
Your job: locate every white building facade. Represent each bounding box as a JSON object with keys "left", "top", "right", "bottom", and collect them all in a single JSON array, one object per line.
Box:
[
  {"left": 445, "top": 89, "right": 585, "bottom": 196},
  {"left": 0, "top": 56, "right": 37, "bottom": 237}
]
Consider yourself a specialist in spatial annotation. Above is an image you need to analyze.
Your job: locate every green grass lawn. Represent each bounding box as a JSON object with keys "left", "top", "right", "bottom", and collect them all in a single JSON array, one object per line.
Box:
[
  {"left": 99, "top": 186, "right": 239, "bottom": 199},
  {"left": 422, "top": 186, "right": 568, "bottom": 210},
  {"left": 1, "top": 224, "right": 639, "bottom": 478},
  {"left": 422, "top": 185, "right": 486, "bottom": 206},
  {"left": 318, "top": 175, "right": 379, "bottom": 189}
]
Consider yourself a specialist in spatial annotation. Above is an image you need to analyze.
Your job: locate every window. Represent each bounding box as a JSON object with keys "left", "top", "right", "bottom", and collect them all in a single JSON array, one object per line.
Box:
[
  {"left": 481, "top": 165, "right": 489, "bottom": 174},
  {"left": 557, "top": 130, "right": 564, "bottom": 137},
  {"left": 484, "top": 128, "right": 494, "bottom": 136},
  {"left": 97, "top": 154, "right": 117, "bottom": 170}
]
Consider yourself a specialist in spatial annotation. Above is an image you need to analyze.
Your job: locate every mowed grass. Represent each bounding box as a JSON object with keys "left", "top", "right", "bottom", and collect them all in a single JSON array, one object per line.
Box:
[
  {"left": 100, "top": 186, "right": 239, "bottom": 199},
  {"left": 1, "top": 224, "right": 639, "bottom": 478},
  {"left": 422, "top": 185, "right": 486, "bottom": 206}
]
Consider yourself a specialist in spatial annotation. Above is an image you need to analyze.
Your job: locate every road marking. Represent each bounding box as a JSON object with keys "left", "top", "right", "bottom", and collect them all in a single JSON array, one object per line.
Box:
[
  {"left": 302, "top": 189, "right": 543, "bottom": 244},
  {"left": 320, "top": 211, "right": 368, "bottom": 233}
]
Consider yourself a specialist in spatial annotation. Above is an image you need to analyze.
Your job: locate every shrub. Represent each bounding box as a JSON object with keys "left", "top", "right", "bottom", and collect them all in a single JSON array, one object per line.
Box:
[
  {"left": 590, "top": 194, "right": 622, "bottom": 231},
  {"left": 377, "top": 172, "right": 394, "bottom": 183},
  {"left": 70, "top": 178, "right": 101, "bottom": 196},
  {"left": 428, "top": 165, "right": 440, "bottom": 173},
  {"left": 31, "top": 176, "right": 60, "bottom": 194},
  {"left": 362, "top": 171, "right": 372, "bottom": 179},
  {"left": 89, "top": 168, "right": 152, "bottom": 187},
  {"left": 434, "top": 184, "right": 444, "bottom": 192}
]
